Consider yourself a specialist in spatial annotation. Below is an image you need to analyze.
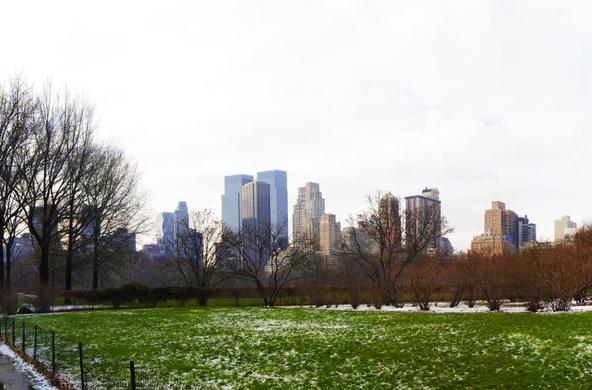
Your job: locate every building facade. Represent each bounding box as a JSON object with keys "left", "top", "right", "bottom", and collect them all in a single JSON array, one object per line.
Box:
[
  {"left": 320, "top": 213, "right": 341, "bottom": 255},
  {"left": 404, "top": 188, "right": 441, "bottom": 252},
  {"left": 240, "top": 181, "right": 271, "bottom": 265},
  {"left": 221, "top": 174, "right": 253, "bottom": 232},
  {"left": 554, "top": 215, "right": 578, "bottom": 242},
  {"left": 292, "top": 182, "right": 326, "bottom": 250},
  {"left": 256, "top": 170, "right": 288, "bottom": 245}
]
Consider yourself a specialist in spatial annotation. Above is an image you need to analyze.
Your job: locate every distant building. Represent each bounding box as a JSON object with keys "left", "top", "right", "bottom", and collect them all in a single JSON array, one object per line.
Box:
[
  {"left": 554, "top": 215, "right": 578, "bottom": 242},
  {"left": 471, "top": 234, "right": 516, "bottom": 255},
  {"left": 471, "top": 201, "right": 517, "bottom": 255},
  {"left": 292, "top": 182, "right": 326, "bottom": 250},
  {"left": 257, "top": 170, "right": 288, "bottom": 246},
  {"left": 320, "top": 214, "right": 341, "bottom": 255},
  {"left": 141, "top": 243, "right": 164, "bottom": 261},
  {"left": 174, "top": 201, "right": 189, "bottom": 239},
  {"left": 241, "top": 181, "right": 271, "bottom": 265},
  {"left": 110, "top": 228, "right": 137, "bottom": 255},
  {"left": 379, "top": 193, "right": 402, "bottom": 249},
  {"left": 517, "top": 215, "right": 537, "bottom": 248},
  {"left": 439, "top": 237, "right": 454, "bottom": 255},
  {"left": 221, "top": 174, "right": 253, "bottom": 232},
  {"left": 405, "top": 188, "right": 441, "bottom": 252},
  {"left": 156, "top": 212, "right": 175, "bottom": 253}
]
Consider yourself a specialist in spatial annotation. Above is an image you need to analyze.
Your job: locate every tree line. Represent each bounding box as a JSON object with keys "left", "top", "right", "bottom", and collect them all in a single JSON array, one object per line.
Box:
[{"left": 0, "top": 77, "right": 147, "bottom": 312}]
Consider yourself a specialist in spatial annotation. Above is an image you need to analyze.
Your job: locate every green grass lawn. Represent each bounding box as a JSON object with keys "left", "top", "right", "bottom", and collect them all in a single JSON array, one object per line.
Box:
[{"left": 19, "top": 307, "right": 592, "bottom": 389}]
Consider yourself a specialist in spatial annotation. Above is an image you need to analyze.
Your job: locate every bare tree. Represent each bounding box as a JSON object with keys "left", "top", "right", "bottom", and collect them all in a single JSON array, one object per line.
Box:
[
  {"left": 227, "top": 224, "right": 312, "bottom": 306},
  {"left": 0, "top": 77, "right": 35, "bottom": 294},
  {"left": 82, "top": 144, "right": 148, "bottom": 289},
  {"left": 11, "top": 85, "right": 94, "bottom": 310},
  {"left": 342, "top": 192, "right": 453, "bottom": 306},
  {"left": 170, "top": 209, "right": 234, "bottom": 305}
]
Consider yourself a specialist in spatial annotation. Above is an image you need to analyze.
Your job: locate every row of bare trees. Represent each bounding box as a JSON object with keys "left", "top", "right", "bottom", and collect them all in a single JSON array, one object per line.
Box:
[{"left": 0, "top": 77, "right": 147, "bottom": 311}]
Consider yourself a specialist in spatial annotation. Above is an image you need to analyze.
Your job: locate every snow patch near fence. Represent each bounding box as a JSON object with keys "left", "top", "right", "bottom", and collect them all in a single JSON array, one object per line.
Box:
[
  {"left": 0, "top": 343, "right": 57, "bottom": 390},
  {"left": 285, "top": 302, "right": 592, "bottom": 314}
]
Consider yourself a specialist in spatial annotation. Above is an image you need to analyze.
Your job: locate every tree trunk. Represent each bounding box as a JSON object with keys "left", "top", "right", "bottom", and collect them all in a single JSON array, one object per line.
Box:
[
  {"left": 64, "top": 245, "right": 73, "bottom": 304},
  {"left": 5, "top": 239, "right": 12, "bottom": 289},
  {"left": 38, "top": 242, "right": 51, "bottom": 312},
  {"left": 0, "top": 227, "right": 4, "bottom": 292},
  {"left": 92, "top": 248, "right": 99, "bottom": 290}
]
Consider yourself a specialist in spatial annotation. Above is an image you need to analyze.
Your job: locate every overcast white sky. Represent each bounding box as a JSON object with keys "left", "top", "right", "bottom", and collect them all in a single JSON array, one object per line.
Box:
[{"left": 2, "top": 1, "right": 591, "bottom": 250}]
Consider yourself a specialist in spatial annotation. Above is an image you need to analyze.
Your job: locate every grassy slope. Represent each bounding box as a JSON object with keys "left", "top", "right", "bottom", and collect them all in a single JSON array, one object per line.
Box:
[{"left": 23, "top": 308, "right": 592, "bottom": 389}]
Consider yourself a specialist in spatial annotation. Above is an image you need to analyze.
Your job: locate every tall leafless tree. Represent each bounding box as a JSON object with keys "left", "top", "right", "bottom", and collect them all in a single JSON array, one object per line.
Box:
[
  {"left": 342, "top": 192, "right": 453, "bottom": 306},
  {"left": 227, "top": 224, "right": 313, "bottom": 306},
  {"left": 82, "top": 144, "right": 148, "bottom": 289},
  {"left": 0, "top": 77, "right": 35, "bottom": 294},
  {"left": 170, "top": 209, "right": 233, "bottom": 305}
]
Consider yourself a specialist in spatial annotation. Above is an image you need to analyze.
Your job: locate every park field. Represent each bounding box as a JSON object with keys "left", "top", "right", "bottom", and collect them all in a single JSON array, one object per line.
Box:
[{"left": 21, "top": 307, "right": 592, "bottom": 389}]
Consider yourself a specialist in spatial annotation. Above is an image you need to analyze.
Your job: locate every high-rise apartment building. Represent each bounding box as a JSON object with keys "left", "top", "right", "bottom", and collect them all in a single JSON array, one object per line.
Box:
[
  {"left": 404, "top": 187, "right": 441, "bottom": 252},
  {"left": 221, "top": 174, "right": 253, "bottom": 232},
  {"left": 256, "top": 170, "right": 288, "bottom": 245},
  {"left": 554, "top": 215, "right": 578, "bottom": 242},
  {"left": 517, "top": 215, "right": 536, "bottom": 248},
  {"left": 320, "top": 214, "right": 341, "bottom": 255},
  {"left": 157, "top": 211, "right": 175, "bottom": 253},
  {"left": 484, "top": 201, "right": 517, "bottom": 245},
  {"left": 471, "top": 201, "right": 517, "bottom": 255},
  {"left": 240, "top": 181, "right": 271, "bottom": 265},
  {"left": 379, "top": 193, "right": 402, "bottom": 249},
  {"left": 174, "top": 201, "right": 189, "bottom": 239},
  {"left": 292, "top": 182, "right": 326, "bottom": 250}
]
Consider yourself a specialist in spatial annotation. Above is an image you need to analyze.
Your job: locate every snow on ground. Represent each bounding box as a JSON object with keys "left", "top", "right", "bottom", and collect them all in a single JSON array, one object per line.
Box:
[
  {"left": 0, "top": 343, "right": 57, "bottom": 390},
  {"left": 285, "top": 302, "right": 592, "bottom": 314}
]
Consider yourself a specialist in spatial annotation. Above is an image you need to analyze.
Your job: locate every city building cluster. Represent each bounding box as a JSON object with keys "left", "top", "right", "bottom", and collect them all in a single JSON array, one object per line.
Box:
[{"left": 136, "top": 173, "right": 585, "bottom": 261}]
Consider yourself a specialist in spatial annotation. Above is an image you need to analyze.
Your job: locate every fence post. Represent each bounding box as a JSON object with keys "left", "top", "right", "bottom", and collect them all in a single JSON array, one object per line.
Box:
[
  {"left": 130, "top": 360, "right": 136, "bottom": 390},
  {"left": 21, "top": 321, "right": 25, "bottom": 354},
  {"left": 51, "top": 331, "right": 56, "bottom": 377},
  {"left": 11, "top": 318, "right": 15, "bottom": 345},
  {"left": 33, "top": 325, "right": 38, "bottom": 361},
  {"left": 78, "top": 342, "right": 85, "bottom": 390}
]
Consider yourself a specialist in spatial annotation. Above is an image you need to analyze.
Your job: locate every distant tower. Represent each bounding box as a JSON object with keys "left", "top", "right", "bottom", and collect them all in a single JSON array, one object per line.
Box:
[
  {"left": 320, "top": 214, "right": 341, "bottom": 255},
  {"left": 241, "top": 181, "right": 271, "bottom": 265},
  {"left": 405, "top": 187, "right": 441, "bottom": 252},
  {"left": 257, "top": 170, "right": 288, "bottom": 245},
  {"left": 221, "top": 174, "right": 253, "bottom": 232},
  {"left": 379, "top": 193, "right": 402, "bottom": 249},
  {"left": 292, "top": 182, "right": 326, "bottom": 250},
  {"left": 174, "top": 201, "right": 189, "bottom": 239},
  {"left": 554, "top": 215, "right": 578, "bottom": 242},
  {"left": 157, "top": 212, "right": 175, "bottom": 253},
  {"left": 517, "top": 215, "right": 537, "bottom": 248}
]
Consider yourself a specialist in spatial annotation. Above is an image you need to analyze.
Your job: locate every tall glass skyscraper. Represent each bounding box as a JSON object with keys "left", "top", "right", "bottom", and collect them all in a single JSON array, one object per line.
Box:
[
  {"left": 174, "top": 201, "right": 189, "bottom": 239},
  {"left": 256, "top": 170, "right": 288, "bottom": 244},
  {"left": 221, "top": 174, "right": 253, "bottom": 232},
  {"left": 241, "top": 181, "right": 271, "bottom": 266}
]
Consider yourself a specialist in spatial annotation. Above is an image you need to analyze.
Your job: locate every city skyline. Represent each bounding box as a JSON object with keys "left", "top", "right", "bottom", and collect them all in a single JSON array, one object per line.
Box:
[{"left": 8, "top": 2, "right": 591, "bottom": 250}]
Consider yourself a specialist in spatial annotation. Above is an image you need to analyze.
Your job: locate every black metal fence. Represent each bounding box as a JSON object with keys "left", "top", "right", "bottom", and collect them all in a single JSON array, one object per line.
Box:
[{"left": 0, "top": 315, "right": 166, "bottom": 389}]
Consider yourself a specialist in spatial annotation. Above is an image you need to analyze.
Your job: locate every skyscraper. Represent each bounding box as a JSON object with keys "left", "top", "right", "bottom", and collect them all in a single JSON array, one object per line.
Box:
[
  {"left": 379, "top": 193, "right": 402, "bottom": 249},
  {"left": 471, "top": 201, "right": 517, "bottom": 256},
  {"left": 221, "top": 174, "right": 253, "bottom": 232},
  {"left": 257, "top": 170, "right": 288, "bottom": 244},
  {"left": 292, "top": 182, "right": 326, "bottom": 250},
  {"left": 241, "top": 181, "right": 271, "bottom": 265},
  {"left": 157, "top": 211, "right": 175, "bottom": 253},
  {"left": 174, "top": 201, "right": 189, "bottom": 239},
  {"left": 320, "top": 214, "right": 341, "bottom": 255},
  {"left": 404, "top": 187, "right": 441, "bottom": 252},
  {"left": 554, "top": 215, "right": 578, "bottom": 242},
  {"left": 517, "top": 215, "right": 536, "bottom": 248}
]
